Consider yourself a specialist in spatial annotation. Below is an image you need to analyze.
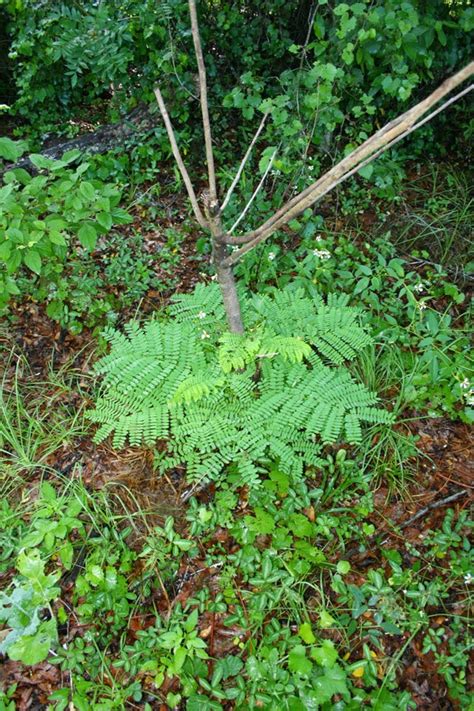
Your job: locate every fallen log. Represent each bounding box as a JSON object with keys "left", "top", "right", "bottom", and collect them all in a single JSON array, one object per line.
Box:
[{"left": 1, "top": 105, "right": 154, "bottom": 175}]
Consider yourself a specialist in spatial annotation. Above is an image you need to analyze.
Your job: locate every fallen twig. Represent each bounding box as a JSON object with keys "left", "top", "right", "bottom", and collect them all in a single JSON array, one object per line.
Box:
[
  {"left": 400, "top": 489, "right": 469, "bottom": 529},
  {"left": 344, "top": 488, "right": 469, "bottom": 560}
]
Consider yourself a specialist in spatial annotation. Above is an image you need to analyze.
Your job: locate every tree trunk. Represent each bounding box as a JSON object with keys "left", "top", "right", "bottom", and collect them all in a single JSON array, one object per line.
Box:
[
  {"left": 204, "top": 197, "right": 244, "bottom": 333},
  {"left": 213, "top": 241, "right": 244, "bottom": 333}
]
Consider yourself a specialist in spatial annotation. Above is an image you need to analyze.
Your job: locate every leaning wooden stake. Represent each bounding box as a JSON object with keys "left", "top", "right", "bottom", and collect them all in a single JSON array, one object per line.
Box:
[{"left": 155, "top": 0, "right": 474, "bottom": 332}]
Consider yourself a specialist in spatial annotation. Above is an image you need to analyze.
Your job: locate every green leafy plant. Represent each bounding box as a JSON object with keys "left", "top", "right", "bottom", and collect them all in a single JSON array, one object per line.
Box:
[
  {"left": 88, "top": 283, "right": 393, "bottom": 485},
  {"left": 19, "top": 481, "right": 84, "bottom": 570},
  {"left": 0, "top": 142, "right": 131, "bottom": 310},
  {"left": 0, "top": 549, "right": 60, "bottom": 665},
  {"left": 4, "top": 0, "right": 472, "bottom": 182},
  {"left": 0, "top": 442, "right": 469, "bottom": 708},
  {"left": 244, "top": 226, "right": 473, "bottom": 425},
  {"left": 37, "top": 231, "right": 163, "bottom": 334},
  {"left": 0, "top": 683, "right": 17, "bottom": 711}
]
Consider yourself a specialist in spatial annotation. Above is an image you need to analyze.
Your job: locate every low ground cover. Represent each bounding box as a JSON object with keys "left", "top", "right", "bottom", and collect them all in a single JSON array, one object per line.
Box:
[{"left": 0, "top": 157, "right": 472, "bottom": 709}]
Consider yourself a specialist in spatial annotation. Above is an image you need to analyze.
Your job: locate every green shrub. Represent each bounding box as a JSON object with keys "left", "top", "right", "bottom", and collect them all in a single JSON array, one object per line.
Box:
[
  {"left": 0, "top": 547, "right": 60, "bottom": 665},
  {"left": 34, "top": 232, "right": 163, "bottom": 334},
  {"left": 240, "top": 226, "right": 473, "bottom": 424},
  {"left": 87, "top": 283, "right": 393, "bottom": 485},
  {"left": 3, "top": 1, "right": 472, "bottom": 198},
  {"left": 0, "top": 140, "right": 131, "bottom": 311}
]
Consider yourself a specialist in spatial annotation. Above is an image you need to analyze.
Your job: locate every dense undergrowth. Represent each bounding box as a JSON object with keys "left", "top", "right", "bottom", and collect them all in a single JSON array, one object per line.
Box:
[
  {"left": 0, "top": 158, "right": 472, "bottom": 708},
  {"left": 0, "top": 339, "right": 472, "bottom": 709},
  {"left": 1, "top": 1, "right": 473, "bottom": 708}
]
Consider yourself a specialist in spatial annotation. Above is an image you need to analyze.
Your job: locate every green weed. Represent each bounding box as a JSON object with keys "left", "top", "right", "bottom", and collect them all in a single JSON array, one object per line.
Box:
[{"left": 0, "top": 350, "right": 88, "bottom": 484}]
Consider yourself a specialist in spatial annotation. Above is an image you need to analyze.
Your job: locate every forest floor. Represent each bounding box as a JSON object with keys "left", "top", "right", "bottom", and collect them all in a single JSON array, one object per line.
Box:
[{"left": 0, "top": 159, "right": 473, "bottom": 710}]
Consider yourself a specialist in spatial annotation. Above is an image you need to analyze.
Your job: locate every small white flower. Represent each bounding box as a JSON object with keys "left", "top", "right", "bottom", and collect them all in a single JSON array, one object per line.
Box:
[
  {"left": 466, "top": 396, "right": 474, "bottom": 406},
  {"left": 201, "top": 330, "right": 210, "bottom": 340},
  {"left": 418, "top": 302, "right": 427, "bottom": 311},
  {"left": 210, "top": 274, "right": 218, "bottom": 281},
  {"left": 460, "top": 378, "right": 470, "bottom": 390},
  {"left": 268, "top": 252, "right": 276, "bottom": 261},
  {"left": 313, "top": 249, "right": 331, "bottom": 260},
  {"left": 414, "top": 283, "right": 424, "bottom": 293},
  {"left": 464, "top": 573, "right": 473, "bottom": 584},
  {"left": 309, "top": 165, "right": 314, "bottom": 172},
  {"left": 315, "top": 235, "right": 323, "bottom": 242},
  {"left": 197, "top": 311, "right": 207, "bottom": 319}
]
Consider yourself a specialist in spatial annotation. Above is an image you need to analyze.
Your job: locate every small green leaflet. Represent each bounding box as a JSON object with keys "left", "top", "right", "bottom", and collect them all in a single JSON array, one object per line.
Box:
[
  {"left": 288, "top": 513, "right": 314, "bottom": 538},
  {"left": 298, "top": 622, "right": 316, "bottom": 644},
  {"left": 288, "top": 644, "right": 313, "bottom": 675},
  {"left": 184, "top": 608, "right": 199, "bottom": 632},
  {"left": 6, "top": 277, "right": 20, "bottom": 294},
  {"left": 186, "top": 695, "right": 222, "bottom": 711},
  {"left": 97, "top": 211, "right": 113, "bottom": 230},
  {"left": 49, "top": 232, "right": 67, "bottom": 246},
  {"left": 6, "top": 227, "right": 22, "bottom": 241},
  {"left": 245, "top": 507, "right": 275, "bottom": 535},
  {"left": 0, "top": 241, "right": 11, "bottom": 260},
  {"left": 258, "top": 146, "right": 277, "bottom": 174},
  {"left": 79, "top": 181, "right": 95, "bottom": 201},
  {"left": 336, "top": 560, "right": 351, "bottom": 575},
  {"left": 78, "top": 223, "right": 98, "bottom": 250},
  {"left": 7, "top": 619, "right": 57, "bottom": 665},
  {"left": 29, "top": 153, "right": 57, "bottom": 170},
  {"left": 358, "top": 163, "right": 373, "bottom": 179},
  {"left": 311, "top": 639, "right": 338, "bottom": 668},
  {"left": 173, "top": 646, "right": 187, "bottom": 672},
  {"left": 319, "top": 610, "right": 336, "bottom": 628},
  {"left": 0, "top": 136, "right": 28, "bottom": 162},
  {"left": 313, "top": 664, "right": 348, "bottom": 703},
  {"left": 24, "top": 250, "right": 42, "bottom": 274},
  {"left": 213, "top": 654, "right": 244, "bottom": 681}
]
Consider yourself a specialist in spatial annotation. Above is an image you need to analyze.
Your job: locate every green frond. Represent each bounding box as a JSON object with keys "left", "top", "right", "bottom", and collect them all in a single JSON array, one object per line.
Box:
[
  {"left": 235, "top": 459, "right": 261, "bottom": 488},
  {"left": 170, "top": 374, "right": 221, "bottom": 405},
  {"left": 87, "top": 283, "right": 393, "bottom": 486},
  {"left": 344, "top": 413, "right": 363, "bottom": 444},
  {"left": 218, "top": 333, "right": 261, "bottom": 372},
  {"left": 248, "top": 287, "right": 318, "bottom": 336},
  {"left": 262, "top": 335, "right": 312, "bottom": 364},
  {"left": 169, "top": 283, "right": 226, "bottom": 326}
]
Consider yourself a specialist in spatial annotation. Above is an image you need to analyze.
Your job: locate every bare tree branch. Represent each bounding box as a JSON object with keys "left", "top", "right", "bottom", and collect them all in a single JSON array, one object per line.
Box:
[
  {"left": 224, "top": 82, "right": 474, "bottom": 258},
  {"left": 168, "top": 26, "right": 199, "bottom": 101},
  {"left": 154, "top": 87, "right": 208, "bottom": 229},
  {"left": 229, "top": 148, "right": 278, "bottom": 234},
  {"left": 189, "top": 0, "right": 218, "bottom": 206},
  {"left": 223, "top": 61, "right": 474, "bottom": 264},
  {"left": 220, "top": 111, "right": 270, "bottom": 214},
  {"left": 155, "top": 0, "right": 472, "bottom": 334}
]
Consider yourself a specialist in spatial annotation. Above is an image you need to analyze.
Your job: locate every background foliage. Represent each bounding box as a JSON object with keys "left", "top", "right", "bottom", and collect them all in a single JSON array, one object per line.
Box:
[{"left": 1, "top": 1, "right": 473, "bottom": 193}]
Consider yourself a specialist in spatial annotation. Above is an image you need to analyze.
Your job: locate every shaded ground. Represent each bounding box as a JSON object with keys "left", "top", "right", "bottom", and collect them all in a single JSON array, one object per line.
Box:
[
  {"left": 0, "top": 164, "right": 473, "bottom": 709},
  {"left": 1, "top": 310, "right": 472, "bottom": 709},
  {"left": 1, "top": 419, "right": 471, "bottom": 709}
]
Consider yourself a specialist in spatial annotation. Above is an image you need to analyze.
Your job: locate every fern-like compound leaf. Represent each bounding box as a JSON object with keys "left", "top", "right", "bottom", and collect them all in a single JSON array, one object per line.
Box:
[{"left": 87, "top": 284, "right": 394, "bottom": 485}]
